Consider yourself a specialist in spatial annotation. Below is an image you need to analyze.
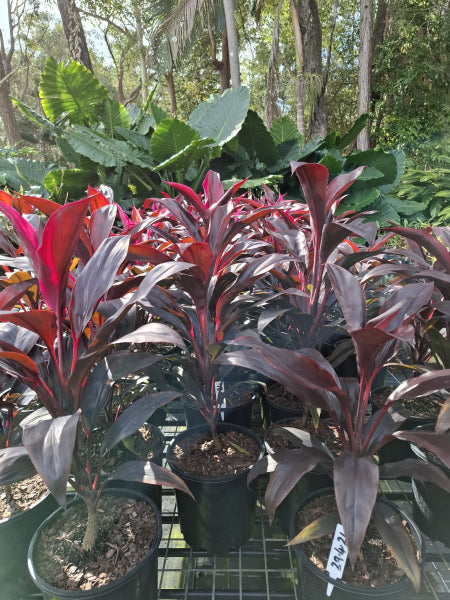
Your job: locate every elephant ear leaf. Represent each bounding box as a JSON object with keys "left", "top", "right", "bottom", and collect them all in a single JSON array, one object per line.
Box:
[
  {"left": 372, "top": 500, "right": 421, "bottom": 592},
  {"left": 22, "top": 412, "right": 79, "bottom": 508}
]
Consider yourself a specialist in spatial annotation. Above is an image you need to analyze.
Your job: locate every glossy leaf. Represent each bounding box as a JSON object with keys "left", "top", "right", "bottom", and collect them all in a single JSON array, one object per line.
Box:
[
  {"left": 0, "top": 310, "right": 57, "bottom": 352},
  {"left": 384, "top": 226, "right": 450, "bottom": 272},
  {"left": 22, "top": 412, "right": 79, "bottom": 507},
  {"left": 0, "top": 279, "right": 37, "bottom": 310},
  {"left": 37, "top": 197, "right": 90, "bottom": 313},
  {"left": 436, "top": 398, "right": 450, "bottom": 433},
  {"left": 0, "top": 202, "right": 39, "bottom": 269},
  {"left": 247, "top": 454, "right": 278, "bottom": 486},
  {"left": 101, "top": 392, "right": 179, "bottom": 456},
  {"left": 325, "top": 167, "right": 365, "bottom": 211},
  {"left": 388, "top": 369, "right": 450, "bottom": 403},
  {"left": 108, "top": 460, "right": 194, "bottom": 499},
  {"left": 265, "top": 447, "right": 331, "bottom": 523},
  {"left": 112, "top": 322, "right": 187, "bottom": 350},
  {"left": 287, "top": 510, "right": 339, "bottom": 545},
  {"left": 69, "top": 235, "right": 130, "bottom": 343},
  {"left": 334, "top": 452, "right": 379, "bottom": 567},
  {"left": 380, "top": 459, "right": 450, "bottom": 493},
  {"left": 372, "top": 501, "right": 421, "bottom": 592},
  {"left": 89, "top": 204, "right": 117, "bottom": 250},
  {"left": 392, "top": 430, "right": 450, "bottom": 469},
  {"left": 327, "top": 263, "right": 366, "bottom": 331}
]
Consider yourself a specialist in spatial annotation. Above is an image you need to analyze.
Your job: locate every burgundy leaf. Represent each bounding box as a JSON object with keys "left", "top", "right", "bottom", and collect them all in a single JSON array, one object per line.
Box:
[
  {"left": 126, "top": 244, "right": 172, "bottom": 264},
  {"left": 327, "top": 263, "right": 366, "bottom": 331},
  {"left": 384, "top": 226, "right": 450, "bottom": 272},
  {"left": 392, "top": 430, "right": 450, "bottom": 469},
  {"left": 89, "top": 204, "right": 117, "bottom": 250},
  {"left": 363, "top": 406, "right": 407, "bottom": 453},
  {"left": 113, "top": 322, "right": 187, "bottom": 350},
  {"left": 320, "top": 220, "right": 377, "bottom": 264},
  {"left": 69, "top": 235, "right": 130, "bottom": 343},
  {"left": 265, "top": 447, "right": 329, "bottom": 523},
  {"left": 108, "top": 460, "right": 195, "bottom": 498},
  {"left": 180, "top": 242, "right": 214, "bottom": 282},
  {"left": 202, "top": 169, "right": 224, "bottom": 208},
  {"left": 380, "top": 458, "right": 450, "bottom": 493},
  {"left": 291, "top": 162, "right": 328, "bottom": 238},
  {"left": 372, "top": 500, "right": 421, "bottom": 592},
  {"left": 388, "top": 369, "right": 450, "bottom": 403},
  {"left": 0, "top": 279, "right": 37, "bottom": 310},
  {"left": 22, "top": 412, "right": 80, "bottom": 507},
  {"left": 36, "top": 198, "right": 91, "bottom": 313},
  {"left": 165, "top": 181, "right": 206, "bottom": 217},
  {"left": 325, "top": 166, "right": 365, "bottom": 211},
  {"left": 0, "top": 202, "right": 39, "bottom": 269},
  {"left": 0, "top": 309, "right": 57, "bottom": 352},
  {"left": 101, "top": 392, "right": 179, "bottom": 455},
  {"left": 334, "top": 452, "right": 379, "bottom": 567}
]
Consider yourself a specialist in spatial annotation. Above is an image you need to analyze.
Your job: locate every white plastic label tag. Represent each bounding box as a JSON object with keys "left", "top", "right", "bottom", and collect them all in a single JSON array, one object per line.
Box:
[
  {"left": 326, "top": 523, "right": 348, "bottom": 596},
  {"left": 215, "top": 381, "right": 225, "bottom": 419}
]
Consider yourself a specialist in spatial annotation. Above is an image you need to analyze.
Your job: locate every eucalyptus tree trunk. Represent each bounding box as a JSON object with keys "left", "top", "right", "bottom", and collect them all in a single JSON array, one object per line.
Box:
[
  {"left": 290, "top": 0, "right": 305, "bottom": 136},
  {"left": 0, "top": 44, "right": 20, "bottom": 145},
  {"left": 357, "top": 0, "right": 373, "bottom": 150},
  {"left": 265, "top": 0, "right": 283, "bottom": 128},
  {"left": 291, "top": 0, "right": 327, "bottom": 139},
  {"left": 133, "top": 0, "right": 148, "bottom": 104},
  {"left": 165, "top": 70, "right": 177, "bottom": 115},
  {"left": 57, "top": 0, "right": 93, "bottom": 72},
  {"left": 222, "top": 0, "right": 241, "bottom": 88},
  {"left": 208, "top": 13, "right": 231, "bottom": 92}
]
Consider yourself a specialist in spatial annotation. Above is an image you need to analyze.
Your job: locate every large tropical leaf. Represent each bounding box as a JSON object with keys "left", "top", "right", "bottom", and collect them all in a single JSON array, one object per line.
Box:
[
  {"left": 150, "top": 118, "right": 200, "bottom": 164},
  {"left": 102, "top": 97, "right": 130, "bottom": 135},
  {"left": 345, "top": 151, "right": 399, "bottom": 190},
  {"left": 238, "top": 110, "right": 279, "bottom": 167},
  {"left": 189, "top": 86, "right": 250, "bottom": 146},
  {"left": 39, "top": 58, "right": 109, "bottom": 125},
  {"left": 153, "top": 137, "right": 217, "bottom": 173},
  {"left": 43, "top": 168, "right": 98, "bottom": 201},
  {"left": 270, "top": 116, "right": 300, "bottom": 146}
]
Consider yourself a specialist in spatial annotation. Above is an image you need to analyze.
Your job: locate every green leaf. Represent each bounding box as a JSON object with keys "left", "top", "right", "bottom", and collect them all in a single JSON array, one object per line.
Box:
[
  {"left": 150, "top": 118, "right": 200, "bottom": 164},
  {"left": 320, "top": 152, "right": 342, "bottom": 174},
  {"left": 12, "top": 97, "right": 60, "bottom": 135},
  {"left": 39, "top": 57, "right": 109, "bottom": 125},
  {"left": 43, "top": 168, "right": 98, "bottom": 201},
  {"left": 287, "top": 511, "right": 339, "bottom": 545},
  {"left": 0, "top": 157, "right": 53, "bottom": 196},
  {"left": 275, "top": 139, "right": 301, "bottom": 167},
  {"left": 345, "top": 150, "right": 398, "bottom": 189},
  {"left": 153, "top": 137, "right": 215, "bottom": 172},
  {"left": 338, "top": 187, "right": 380, "bottom": 213},
  {"left": 114, "top": 127, "right": 150, "bottom": 151},
  {"left": 336, "top": 114, "right": 370, "bottom": 149},
  {"left": 239, "top": 110, "right": 279, "bottom": 166},
  {"left": 102, "top": 98, "right": 130, "bottom": 136},
  {"left": 148, "top": 101, "right": 168, "bottom": 127},
  {"left": 189, "top": 86, "right": 250, "bottom": 146},
  {"left": 270, "top": 116, "right": 300, "bottom": 145}
]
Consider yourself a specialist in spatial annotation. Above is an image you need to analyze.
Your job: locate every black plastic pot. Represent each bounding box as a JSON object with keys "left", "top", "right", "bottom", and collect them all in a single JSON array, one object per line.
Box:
[
  {"left": 0, "top": 491, "right": 57, "bottom": 600},
  {"left": 105, "top": 424, "right": 165, "bottom": 509},
  {"left": 183, "top": 393, "right": 256, "bottom": 429},
  {"left": 411, "top": 425, "right": 450, "bottom": 547},
  {"left": 289, "top": 488, "right": 425, "bottom": 599},
  {"left": 264, "top": 391, "right": 304, "bottom": 424},
  {"left": 167, "top": 422, "right": 263, "bottom": 555},
  {"left": 28, "top": 488, "right": 162, "bottom": 600}
]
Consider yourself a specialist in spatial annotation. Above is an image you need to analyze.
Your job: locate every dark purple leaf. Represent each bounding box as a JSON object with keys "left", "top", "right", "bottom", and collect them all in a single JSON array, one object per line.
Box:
[
  {"left": 0, "top": 446, "right": 36, "bottom": 485},
  {"left": 388, "top": 369, "right": 450, "bottom": 403},
  {"left": 372, "top": 500, "right": 421, "bottom": 592},
  {"left": 325, "top": 167, "right": 365, "bottom": 211},
  {"left": 380, "top": 458, "right": 450, "bottom": 493},
  {"left": 291, "top": 162, "right": 328, "bottom": 239},
  {"left": 126, "top": 244, "right": 173, "bottom": 265},
  {"left": 0, "top": 279, "right": 38, "bottom": 310},
  {"left": 320, "top": 220, "right": 377, "bottom": 264},
  {"left": 363, "top": 406, "right": 408, "bottom": 453},
  {"left": 113, "top": 322, "right": 187, "bottom": 350},
  {"left": 247, "top": 454, "right": 278, "bottom": 486},
  {"left": 69, "top": 235, "right": 130, "bottom": 343},
  {"left": 165, "top": 180, "right": 206, "bottom": 217},
  {"left": 265, "top": 447, "right": 330, "bottom": 523},
  {"left": 101, "top": 392, "right": 179, "bottom": 456},
  {"left": 89, "top": 204, "right": 117, "bottom": 250},
  {"left": 384, "top": 226, "right": 450, "bottom": 272},
  {"left": 180, "top": 242, "right": 214, "bottom": 283},
  {"left": 392, "top": 430, "right": 450, "bottom": 469},
  {"left": 108, "top": 460, "right": 195, "bottom": 498},
  {"left": 334, "top": 452, "right": 379, "bottom": 567},
  {"left": 0, "top": 309, "right": 57, "bottom": 351},
  {"left": 0, "top": 202, "right": 39, "bottom": 269},
  {"left": 22, "top": 412, "right": 79, "bottom": 507},
  {"left": 327, "top": 264, "right": 366, "bottom": 331},
  {"left": 202, "top": 169, "right": 224, "bottom": 208}
]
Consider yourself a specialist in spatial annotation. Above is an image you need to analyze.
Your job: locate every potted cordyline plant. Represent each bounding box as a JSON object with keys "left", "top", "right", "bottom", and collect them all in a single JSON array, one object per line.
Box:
[
  {"left": 0, "top": 191, "right": 193, "bottom": 598},
  {"left": 139, "top": 171, "right": 285, "bottom": 554},
  {"left": 219, "top": 264, "right": 450, "bottom": 595}
]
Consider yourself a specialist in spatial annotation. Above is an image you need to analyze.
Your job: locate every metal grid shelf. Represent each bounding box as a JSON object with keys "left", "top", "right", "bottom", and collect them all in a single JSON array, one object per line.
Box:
[{"left": 157, "top": 407, "right": 450, "bottom": 600}]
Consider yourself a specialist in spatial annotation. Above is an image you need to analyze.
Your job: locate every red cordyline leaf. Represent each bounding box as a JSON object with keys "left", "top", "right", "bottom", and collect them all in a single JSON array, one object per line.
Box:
[
  {"left": 203, "top": 170, "right": 224, "bottom": 208},
  {"left": 89, "top": 204, "right": 117, "bottom": 251},
  {"left": 165, "top": 181, "right": 206, "bottom": 217},
  {"left": 0, "top": 190, "right": 13, "bottom": 207},
  {"left": 325, "top": 167, "right": 365, "bottom": 212},
  {"left": 0, "top": 201, "right": 39, "bottom": 270},
  {"left": 126, "top": 244, "right": 173, "bottom": 264},
  {"left": 384, "top": 226, "right": 450, "bottom": 272},
  {"left": 0, "top": 310, "right": 57, "bottom": 351},
  {"left": 291, "top": 162, "right": 328, "bottom": 240},
  {"left": 179, "top": 242, "right": 214, "bottom": 283},
  {"left": 16, "top": 195, "right": 61, "bottom": 217},
  {"left": 36, "top": 198, "right": 91, "bottom": 313},
  {"left": 87, "top": 185, "right": 110, "bottom": 211},
  {"left": 0, "top": 279, "right": 37, "bottom": 310}
]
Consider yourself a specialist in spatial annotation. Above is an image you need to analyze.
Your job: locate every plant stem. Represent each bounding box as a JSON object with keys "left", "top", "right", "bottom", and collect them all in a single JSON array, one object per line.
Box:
[{"left": 82, "top": 502, "right": 99, "bottom": 551}]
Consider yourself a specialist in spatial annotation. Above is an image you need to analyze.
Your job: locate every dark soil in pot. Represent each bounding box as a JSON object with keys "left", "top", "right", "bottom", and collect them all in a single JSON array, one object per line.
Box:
[
  {"left": 167, "top": 423, "right": 263, "bottom": 554},
  {"left": 0, "top": 475, "right": 57, "bottom": 600},
  {"left": 263, "top": 382, "right": 305, "bottom": 423},
  {"left": 290, "top": 489, "right": 425, "bottom": 599},
  {"left": 411, "top": 425, "right": 450, "bottom": 547},
  {"left": 28, "top": 488, "right": 162, "bottom": 600}
]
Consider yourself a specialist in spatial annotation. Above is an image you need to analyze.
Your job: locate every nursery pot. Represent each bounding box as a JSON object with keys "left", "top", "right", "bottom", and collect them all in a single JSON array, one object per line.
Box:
[
  {"left": 167, "top": 422, "right": 263, "bottom": 555},
  {"left": 410, "top": 424, "right": 450, "bottom": 546},
  {"left": 28, "top": 488, "right": 162, "bottom": 600},
  {"left": 289, "top": 488, "right": 425, "bottom": 600},
  {"left": 105, "top": 424, "right": 165, "bottom": 509},
  {"left": 263, "top": 384, "right": 304, "bottom": 424},
  {"left": 0, "top": 490, "right": 57, "bottom": 600}
]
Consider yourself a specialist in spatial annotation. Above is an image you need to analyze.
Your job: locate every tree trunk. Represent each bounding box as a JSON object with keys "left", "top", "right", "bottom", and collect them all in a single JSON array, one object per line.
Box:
[
  {"left": 208, "top": 14, "right": 231, "bottom": 92},
  {"left": 0, "top": 74, "right": 20, "bottom": 146},
  {"left": 222, "top": 0, "right": 241, "bottom": 88},
  {"left": 291, "top": 0, "right": 327, "bottom": 139},
  {"left": 165, "top": 70, "right": 177, "bottom": 116},
  {"left": 357, "top": 0, "right": 373, "bottom": 150},
  {"left": 133, "top": 0, "right": 148, "bottom": 104},
  {"left": 57, "top": 0, "right": 93, "bottom": 72},
  {"left": 265, "top": 0, "right": 283, "bottom": 128},
  {"left": 290, "top": 0, "right": 305, "bottom": 136}
]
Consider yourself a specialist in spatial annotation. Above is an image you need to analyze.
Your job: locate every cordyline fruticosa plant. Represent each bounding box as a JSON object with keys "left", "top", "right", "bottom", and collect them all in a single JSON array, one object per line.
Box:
[
  {"left": 139, "top": 170, "right": 285, "bottom": 440},
  {"left": 218, "top": 264, "right": 450, "bottom": 590},
  {"left": 0, "top": 191, "right": 194, "bottom": 550},
  {"left": 254, "top": 162, "right": 383, "bottom": 360}
]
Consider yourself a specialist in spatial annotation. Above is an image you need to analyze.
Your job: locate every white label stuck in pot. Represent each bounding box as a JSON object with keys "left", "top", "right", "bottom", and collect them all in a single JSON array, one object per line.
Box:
[{"left": 326, "top": 523, "right": 348, "bottom": 596}]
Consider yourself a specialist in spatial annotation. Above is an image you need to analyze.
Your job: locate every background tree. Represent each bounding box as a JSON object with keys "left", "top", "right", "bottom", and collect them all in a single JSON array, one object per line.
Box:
[
  {"left": 56, "top": 0, "right": 93, "bottom": 71},
  {"left": 356, "top": 0, "right": 373, "bottom": 149}
]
